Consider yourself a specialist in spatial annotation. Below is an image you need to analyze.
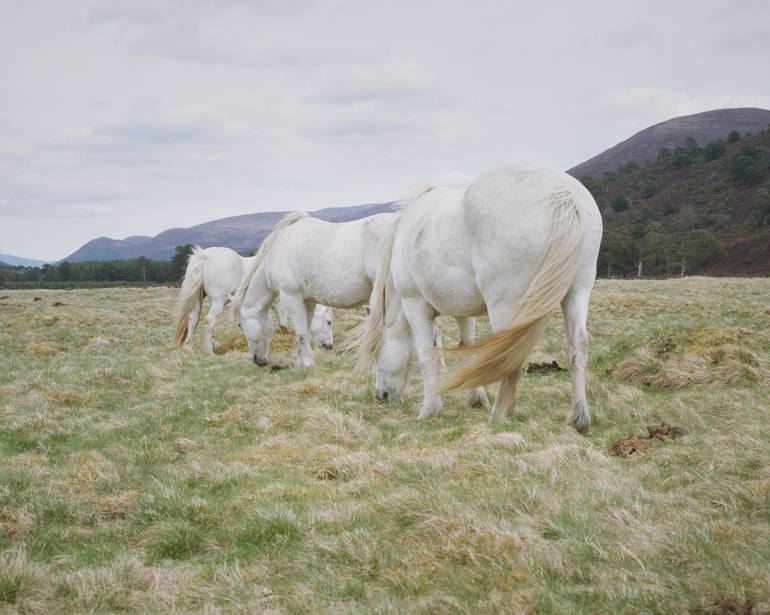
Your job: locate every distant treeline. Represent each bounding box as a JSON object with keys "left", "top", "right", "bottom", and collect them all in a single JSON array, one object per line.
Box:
[{"left": 0, "top": 245, "right": 197, "bottom": 289}]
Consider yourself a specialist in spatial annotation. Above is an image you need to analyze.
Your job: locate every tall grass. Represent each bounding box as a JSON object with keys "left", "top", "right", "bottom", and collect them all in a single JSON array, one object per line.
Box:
[{"left": 0, "top": 279, "right": 768, "bottom": 613}]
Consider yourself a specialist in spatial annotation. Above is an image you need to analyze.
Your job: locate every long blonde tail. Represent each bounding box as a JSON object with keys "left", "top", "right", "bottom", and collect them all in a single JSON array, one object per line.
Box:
[
  {"left": 440, "top": 190, "right": 584, "bottom": 392},
  {"left": 174, "top": 246, "right": 206, "bottom": 346},
  {"left": 346, "top": 216, "right": 400, "bottom": 369},
  {"left": 230, "top": 211, "right": 309, "bottom": 314}
]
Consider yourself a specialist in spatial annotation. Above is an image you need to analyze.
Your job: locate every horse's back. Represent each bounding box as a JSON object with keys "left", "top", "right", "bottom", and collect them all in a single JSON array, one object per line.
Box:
[
  {"left": 266, "top": 216, "right": 379, "bottom": 307},
  {"left": 464, "top": 166, "right": 602, "bottom": 284}
]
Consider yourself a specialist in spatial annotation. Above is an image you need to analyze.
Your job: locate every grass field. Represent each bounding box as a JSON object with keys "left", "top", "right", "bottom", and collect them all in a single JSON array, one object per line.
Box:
[{"left": 1, "top": 279, "right": 768, "bottom": 613}]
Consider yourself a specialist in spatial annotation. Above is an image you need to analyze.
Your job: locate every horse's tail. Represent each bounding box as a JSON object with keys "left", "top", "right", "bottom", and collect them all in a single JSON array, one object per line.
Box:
[
  {"left": 174, "top": 246, "right": 206, "bottom": 346},
  {"left": 230, "top": 211, "right": 308, "bottom": 314},
  {"left": 439, "top": 189, "right": 584, "bottom": 392},
  {"left": 346, "top": 216, "right": 401, "bottom": 369}
]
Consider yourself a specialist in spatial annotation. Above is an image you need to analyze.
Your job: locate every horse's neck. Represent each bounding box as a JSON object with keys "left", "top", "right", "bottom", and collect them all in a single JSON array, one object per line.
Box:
[{"left": 242, "top": 264, "right": 273, "bottom": 312}]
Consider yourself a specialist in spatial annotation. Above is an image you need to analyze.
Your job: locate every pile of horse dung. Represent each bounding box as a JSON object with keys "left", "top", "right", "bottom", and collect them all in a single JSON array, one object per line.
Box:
[
  {"left": 610, "top": 422, "right": 687, "bottom": 457},
  {"left": 526, "top": 359, "right": 566, "bottom": 374}
]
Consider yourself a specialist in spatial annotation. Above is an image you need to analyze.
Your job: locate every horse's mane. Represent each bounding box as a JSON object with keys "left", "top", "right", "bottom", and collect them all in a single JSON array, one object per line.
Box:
[
  {"left": 395, "top": 185, "right": 434, "bottom": 211},
  {"left": 230, "top": 211, "right": 309, "bottom": 314}
]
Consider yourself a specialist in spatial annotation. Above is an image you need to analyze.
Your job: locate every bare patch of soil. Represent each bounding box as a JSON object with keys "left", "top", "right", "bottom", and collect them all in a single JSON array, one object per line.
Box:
[
  {"left": 527, "top": 360, "right": 566, "bottom": 374},
  {"left": 610, "top": 422, "right": 687, "bottom": 457}
]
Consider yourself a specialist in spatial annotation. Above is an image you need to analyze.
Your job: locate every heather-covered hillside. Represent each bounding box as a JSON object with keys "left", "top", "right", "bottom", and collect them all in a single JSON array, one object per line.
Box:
[{"left": 580, "top": 126, "right": 770, "bottom": 277}]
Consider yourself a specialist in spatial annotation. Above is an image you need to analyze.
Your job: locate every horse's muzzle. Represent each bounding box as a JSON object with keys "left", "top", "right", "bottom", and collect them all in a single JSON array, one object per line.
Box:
[
  {"left": 321, "top": 343, "right": 333, "bottom": 350},
  {"left": 253, "top": 355, "right": 268, "bottom": 366}
]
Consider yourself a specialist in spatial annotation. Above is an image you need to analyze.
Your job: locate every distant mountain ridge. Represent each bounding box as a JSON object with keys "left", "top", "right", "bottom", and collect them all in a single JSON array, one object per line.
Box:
[
  {"left": 60, "top": 106, "right": 770, "bottom": 266},
  {"left": 0, "top": 254, "right": 50, "bottom": 267},
  {"left": 64, "top": 202, "right": 396, "bottom": 262},
  {"left": 568, "top": 108, "right": 770, "bottom": 179}
]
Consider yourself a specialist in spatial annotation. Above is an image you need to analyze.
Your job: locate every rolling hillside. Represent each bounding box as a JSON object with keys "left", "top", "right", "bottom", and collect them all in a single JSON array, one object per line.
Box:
[
  {"left": 582, "top": 125, "right": 770, "bottom": 276},
  {"left": 64, "top": 202, "right": 395, "bottom": 262},
  {"left": 569, "top": 108, "right": 770, "bottom": 179},
  {"left": 0, "top": 254, "right": 49, "bottom": 267},
  {"left": 54, "top": 107, "right": 770, "bottom": 277}
]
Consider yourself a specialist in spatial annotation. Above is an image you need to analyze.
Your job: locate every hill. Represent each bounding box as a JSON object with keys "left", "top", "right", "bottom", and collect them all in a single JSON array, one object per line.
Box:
[
  {"left": 0, "top": 254, "right": 49, "bottom": 267},
  {"left": 569, "top": 108, "right": 770, "bottom": 179},
  {"left": 64, "top": 202, "right": 395, "bottom": 262},
  {"left": 580, "top": 125, "right": 770, "bottom": 276}
]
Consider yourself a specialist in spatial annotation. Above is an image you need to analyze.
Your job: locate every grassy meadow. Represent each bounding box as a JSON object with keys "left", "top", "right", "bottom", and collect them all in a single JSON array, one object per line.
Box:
[{"left": 0, "top": 278, "right": 768, "bottom": 613}]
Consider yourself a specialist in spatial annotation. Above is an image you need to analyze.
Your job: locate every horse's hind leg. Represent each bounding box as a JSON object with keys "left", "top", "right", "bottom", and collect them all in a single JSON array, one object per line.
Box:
[
  {"left": 204, "top": 298, "right": 225, "bottom": 355},
  {"left": 281, "top": 293, "right": 315, "bottom": 367},
  {"left": 562, "top": 286, "right": 591, "bottom": 434},
  {"left": 185, "top": 299, "right": 202, "bottom": 349},
  {"left": 491, "top": 369, "right": 523, "bottom": 420},
  {"left": 455, "top": 316, "right": 490, "bottom": 409},
  {"left": 485, "top": 297, "right": 528, "bottom": 420},
  {"left": 402, "top": 298, "right": 443, "bottom": 419}
]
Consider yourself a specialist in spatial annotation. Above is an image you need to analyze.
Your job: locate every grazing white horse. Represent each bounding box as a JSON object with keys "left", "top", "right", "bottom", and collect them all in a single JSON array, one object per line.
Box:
[
  {"left": 234, "top": 211, "right": 400, "bottom": 367},
  {"left": 357, "top": 166, "right": 603, "bottom": 433},
  {"left": 174, "top": 246, "right": 333, "bottom": 354}
]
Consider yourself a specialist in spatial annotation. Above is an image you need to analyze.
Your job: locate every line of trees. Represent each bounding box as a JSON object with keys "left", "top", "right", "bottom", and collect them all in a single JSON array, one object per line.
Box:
[
  {"left": 598, "top": 227, "right": 727, "bottom": 279},
  {"left": 0, "top": 245, "right": 197, "bottom": 289}
]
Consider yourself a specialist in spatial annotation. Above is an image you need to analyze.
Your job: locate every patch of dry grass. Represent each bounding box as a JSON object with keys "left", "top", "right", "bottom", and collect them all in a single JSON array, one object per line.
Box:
[{"left": 0, "top": 281, "right": 769, "bottom": 613}]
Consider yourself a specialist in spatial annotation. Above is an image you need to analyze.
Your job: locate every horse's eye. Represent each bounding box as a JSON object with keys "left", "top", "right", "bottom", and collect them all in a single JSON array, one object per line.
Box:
[{"left": 327, "top": 320, "right": 332, "bottom": 325}]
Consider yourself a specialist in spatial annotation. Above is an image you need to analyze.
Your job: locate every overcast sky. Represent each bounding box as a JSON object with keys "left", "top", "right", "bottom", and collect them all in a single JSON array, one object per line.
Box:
[{"left": 2, "top": 0, "right": 770, "bottom": 260}]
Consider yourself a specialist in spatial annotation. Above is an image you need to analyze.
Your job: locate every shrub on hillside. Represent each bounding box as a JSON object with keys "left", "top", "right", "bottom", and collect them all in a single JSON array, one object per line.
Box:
[
  {"left": 704, "top": 140, "right": 726, "bottom": 162},
  {"left": 752, "top": 182, "right": 770, "bottom": 227},
  {"left": 728, "top": 153, "right": 762, "bottom": 185},
  {"left": 681, "top": 230, "right": 726, "bottom": 273},
  {"left": 611, "top": 194, "right": 630, "bottom": 212},
  {"left": 641, "top": 175, "right": 659, "bottom": 198}
]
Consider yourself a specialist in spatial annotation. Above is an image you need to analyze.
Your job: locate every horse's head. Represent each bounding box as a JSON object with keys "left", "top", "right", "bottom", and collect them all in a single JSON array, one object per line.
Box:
[
  {"left": 311, "top": 305, "right": 334, "bottom": 350},
  {"left": 239, "top": 305, "right": 274, "bottom": 366},
  {"left": 373, "top": 317, "right": 412, "bottom": 403}
]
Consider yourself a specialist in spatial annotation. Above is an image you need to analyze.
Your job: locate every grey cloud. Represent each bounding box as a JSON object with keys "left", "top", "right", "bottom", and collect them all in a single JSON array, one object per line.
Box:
[
  {"left": 2, "top": 0, "right": 769, "bottom": 260},
  {"left": 307, "top": 117, "right": 424, "bottom": 139}
]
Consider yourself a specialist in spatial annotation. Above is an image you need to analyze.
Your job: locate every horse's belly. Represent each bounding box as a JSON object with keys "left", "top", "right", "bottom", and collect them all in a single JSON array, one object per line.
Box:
[
  {"left": 397, "top": 248, "right": 484, "bottom": 316},
  {"left": 414, "top": 271, "right": 485, "bottom": 316},
  {"left": 300, "top": 269, "right": 371, "bottom": 309}
]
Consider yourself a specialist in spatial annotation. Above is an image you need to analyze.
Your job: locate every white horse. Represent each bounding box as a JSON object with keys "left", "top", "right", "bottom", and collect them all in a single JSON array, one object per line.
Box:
[
  {"left": 174, "top": 246, "right": 333, "bottom": 354},
  {"left": 234, "top": 211, "right": 401, "bottom": 367},
  {"left": 357, "top": 166, "right": 603, "bottom": 433}
]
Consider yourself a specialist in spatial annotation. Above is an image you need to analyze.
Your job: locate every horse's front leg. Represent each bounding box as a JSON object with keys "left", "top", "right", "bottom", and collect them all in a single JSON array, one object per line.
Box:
[
  {"left": 281, "top": 292, "right": 315, "bottom": 368},
  {"left": 455, "top": 316, "right": 490, "bottom": 409},
  {"left": 402, "top": 298, "right": 442, "bottom": 419}
]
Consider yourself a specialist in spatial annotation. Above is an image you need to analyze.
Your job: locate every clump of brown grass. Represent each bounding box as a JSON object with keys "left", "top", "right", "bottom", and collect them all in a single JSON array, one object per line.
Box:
[
  {"left": 46, "top": 390, "right": 91, "bottom": 405},
  {"left": 24, "top": 340, "right": 67, "bottom": 356},
  {"left": 612, "top": 325, "right": 768, "bottom": 389},
  {"left": 215, "top": 329, "right": 297, "bottom": 355},
  {"left": 92, "top": 490, "right": 140, "bottom": 522},
  {"left": 55, "top": 554, "right": 155, "bottom": 612},
  {"left": 0, "top": 507, "right": 36, "bottom": 540},
  {"left": 69, "top": 451, "right": 120, "bottom": 485},
  {"left": 304, "top": 406, "right": 380, "bottom": 446},
  {"left": 0, "top": 545, "right": 46, "bottom": 608}
]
